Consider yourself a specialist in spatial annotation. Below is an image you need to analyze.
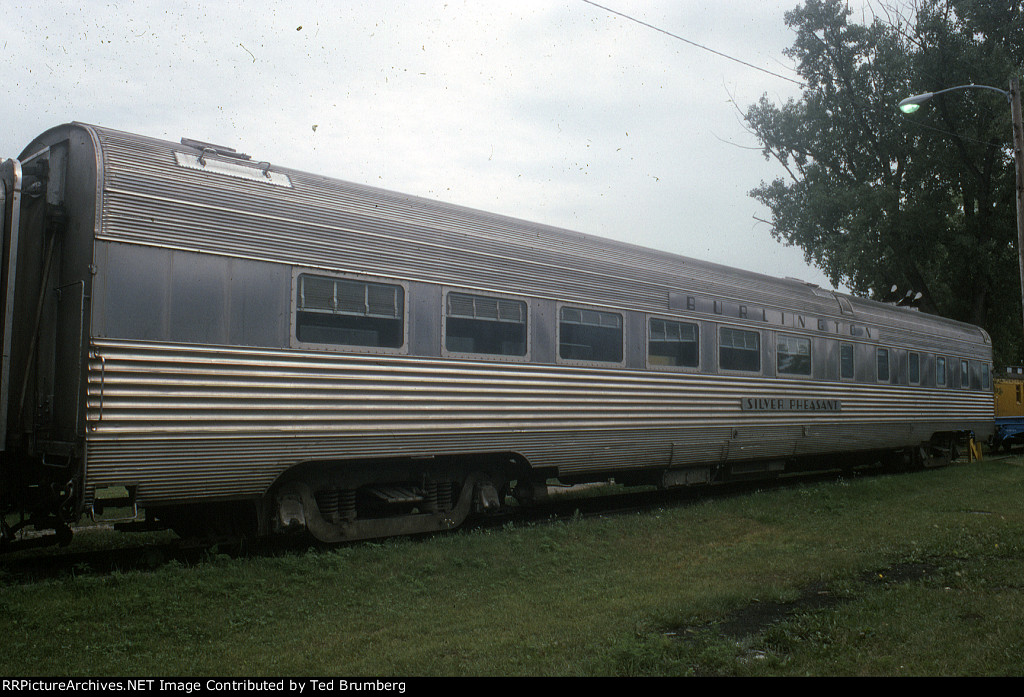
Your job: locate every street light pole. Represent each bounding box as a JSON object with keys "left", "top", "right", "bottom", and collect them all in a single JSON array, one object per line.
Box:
[{"left": 899, "top": 78, "right": 1024, "bottom": 346}]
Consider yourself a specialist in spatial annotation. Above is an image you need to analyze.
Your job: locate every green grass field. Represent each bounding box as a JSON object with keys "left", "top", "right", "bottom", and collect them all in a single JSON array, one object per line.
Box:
[{"left": 3, "top": 457, "right": 1024, "bottom": 676}]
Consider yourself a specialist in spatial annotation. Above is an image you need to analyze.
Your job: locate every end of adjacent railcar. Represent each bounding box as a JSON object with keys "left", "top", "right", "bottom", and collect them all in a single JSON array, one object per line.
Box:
[
  {"left": 1, "top": 157, "right": 23, "bottom": 456},
  {"left": 1, "top": 125, "right": 99, "bottom": 549}
]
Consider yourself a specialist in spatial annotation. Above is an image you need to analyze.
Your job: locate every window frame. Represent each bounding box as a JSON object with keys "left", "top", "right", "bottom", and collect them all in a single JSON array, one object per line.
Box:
[
  {"left": 441, "top": 289, "right": 530, "bottom": 361},
  {"left": 876, "top": 347, "right": 890, "bottom": 383},
  {"left": 776, "top": 333, "right": 812, "bottom": 377},
  {"left": 839, "top": 342, "right": 855, "bottom": 381},
  {"left": 647, "top": 316, "right": 700, "bottom": 371},
  {"left": 556, "top": 303, "right": 626, "bottom": 366},
  {"left": 718, "top": 325, "right": 762, "bottom": 374},
  {"left": 291, "top": 269, "right": 410, "bottom": 355}
]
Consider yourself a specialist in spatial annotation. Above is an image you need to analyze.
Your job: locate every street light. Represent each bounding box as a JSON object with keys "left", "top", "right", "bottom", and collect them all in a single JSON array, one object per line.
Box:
[
  {"left": 898, "top": 78, "right": 1024, "bottom": 349},
  {"left": 898, "top": 84, "right": 1011, "bottom": 113}
]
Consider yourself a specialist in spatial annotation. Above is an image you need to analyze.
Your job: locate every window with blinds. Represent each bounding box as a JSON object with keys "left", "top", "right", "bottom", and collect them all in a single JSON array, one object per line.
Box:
[
  {"left": 295, "top": 274, "right": 404, "bottom": 348},
  {"left": 648, "top": 318, "right": 698, "bottom": 367},
  {"left": 777, "top": 334, "right": 811, "bottom": 376},
  {"left": 445, "top": 292, "right": 527, "bottom": 356},
  {"left": 559, "top": 307, "right": 623, "bottom": 362},
  {"left": 719, "top": 327, "right": 760, "bottom": 372}
]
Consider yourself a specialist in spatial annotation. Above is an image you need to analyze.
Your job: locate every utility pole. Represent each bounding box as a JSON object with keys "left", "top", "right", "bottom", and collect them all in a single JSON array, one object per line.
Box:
[{"left": 1011, "top": 77, "right": 1024, "bottom": 345}]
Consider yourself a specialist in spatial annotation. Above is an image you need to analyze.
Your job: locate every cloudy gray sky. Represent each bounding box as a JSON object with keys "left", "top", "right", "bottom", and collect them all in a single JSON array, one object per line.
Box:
[{"left": 1, "top": 0, "right": 879, "bottom": 290}]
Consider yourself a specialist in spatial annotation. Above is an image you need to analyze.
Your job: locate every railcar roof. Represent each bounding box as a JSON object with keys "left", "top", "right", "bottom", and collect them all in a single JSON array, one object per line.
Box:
[{"left": 20, "top": 122, "right": 990, "bottom": 350}]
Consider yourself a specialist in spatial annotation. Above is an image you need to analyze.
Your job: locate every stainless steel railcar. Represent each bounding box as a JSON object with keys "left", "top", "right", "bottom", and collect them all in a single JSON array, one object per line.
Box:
[{"left": 0, "top": 123, "right": 994, "bottom": 546}]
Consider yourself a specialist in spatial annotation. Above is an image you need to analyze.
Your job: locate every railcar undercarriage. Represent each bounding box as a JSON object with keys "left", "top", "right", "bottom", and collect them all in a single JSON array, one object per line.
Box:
[
  {"left": 0, "top": 433, "right": 977, "bottom": 551},
  {"left": 149, "top": 455, "right": 528, "bottom": 545},
  {"left": 0, "top": 452, "right": 79, "bottom": 550}
]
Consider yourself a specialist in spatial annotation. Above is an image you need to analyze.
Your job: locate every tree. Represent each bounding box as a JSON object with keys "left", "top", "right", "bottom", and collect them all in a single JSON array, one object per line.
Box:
[{"left": 745, "top": 0, "right": 1024, "bottom": 366}]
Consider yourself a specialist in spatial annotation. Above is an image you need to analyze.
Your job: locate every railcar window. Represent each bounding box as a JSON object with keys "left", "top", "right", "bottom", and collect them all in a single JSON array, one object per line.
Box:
[
  {"left": 445, "top": 292, "right": 527, "bottom": 356},
  {"left": 961, "top": 359, "right": 970, "bottom": 389},
  {"left": 909, "top": 352, "right": 920, "bottom": 384},
  {"left": 839, "top": 343, "right": 855, "bottom": 380},
  {"left": 648, "top": 318, "right": 699, "bottom": 367},
  {"left": 936, "top": 356, "right": 946, "bottom": 386},
  {"left": 559, "top": 307, "right": 623, "bottom": 362},
  {"left": 719, "top": 327, "right": 761, "bottom": 372},
  {"left": 295, "top": 274, "right": 404, "bottom": 348},
  {"left": 983, "top": 364, "right": 991, "bottom": 391},
  {"left": 877, "top": 348, "right": 890, "bottom": 382},
  {"left": 777, "top": 334, "right": 811, "bottom": 376}
]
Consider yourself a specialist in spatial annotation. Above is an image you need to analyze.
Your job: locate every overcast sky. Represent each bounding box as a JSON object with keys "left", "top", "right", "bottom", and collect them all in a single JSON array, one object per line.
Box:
[{"left": 1, "top": 0, "right": 880, "bottom": 291}]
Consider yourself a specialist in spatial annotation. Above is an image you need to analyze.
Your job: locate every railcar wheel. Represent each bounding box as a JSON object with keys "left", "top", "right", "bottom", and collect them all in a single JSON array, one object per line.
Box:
[
  {"left": 919, "top": 434, "right": 957, "bottom": 469},
  {"left": 273, "top": 470, "right": 506, "bottom": 543}
]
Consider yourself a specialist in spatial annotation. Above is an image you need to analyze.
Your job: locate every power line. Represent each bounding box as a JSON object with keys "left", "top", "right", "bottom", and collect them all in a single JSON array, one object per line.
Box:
[
  {"left": 903, "top": 116, "right": 1010, "bottom": 147},
  {"left": 580, "top": 0, "right": 805, "bottom": 87}
]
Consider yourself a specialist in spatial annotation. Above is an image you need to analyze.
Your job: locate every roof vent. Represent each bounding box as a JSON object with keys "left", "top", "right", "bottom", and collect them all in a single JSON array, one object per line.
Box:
[
  {"left": 180, "top": 138, "right": 250, "bottom": 161},
  {"left": 174, "top": 138, "right": 291, "bottom": 188}
]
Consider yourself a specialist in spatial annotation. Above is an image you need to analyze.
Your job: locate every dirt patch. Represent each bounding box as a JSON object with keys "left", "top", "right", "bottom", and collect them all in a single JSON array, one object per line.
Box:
[
  {"left": 668, "top": 561, "right": 937, "bottom": 643},
  {"left": 862, "top": 561, "right": 937, "bottom": 587}
]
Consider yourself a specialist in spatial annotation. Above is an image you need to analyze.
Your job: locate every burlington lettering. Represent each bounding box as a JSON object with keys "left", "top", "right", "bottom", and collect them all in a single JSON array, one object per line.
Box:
[{"left": 669, "top": 291, "right": 874, "bottom": 338}]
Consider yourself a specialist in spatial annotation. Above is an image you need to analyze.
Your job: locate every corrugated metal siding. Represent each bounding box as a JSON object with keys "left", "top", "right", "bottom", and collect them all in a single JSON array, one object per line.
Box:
[{"left": 85, "top": 339, "right": 993, "bottom": 503}]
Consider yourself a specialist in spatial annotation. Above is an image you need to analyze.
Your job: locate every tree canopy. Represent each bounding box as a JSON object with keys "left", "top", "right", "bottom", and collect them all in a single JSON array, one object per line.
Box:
[{"left": 745, "top": 0, "right": 1024, "bottom": 366}]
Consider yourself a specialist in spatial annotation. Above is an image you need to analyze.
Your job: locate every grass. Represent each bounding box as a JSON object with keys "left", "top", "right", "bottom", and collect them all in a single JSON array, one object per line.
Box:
[{"left": 2, "top": 457, "right": 1024, "bottom": 676}]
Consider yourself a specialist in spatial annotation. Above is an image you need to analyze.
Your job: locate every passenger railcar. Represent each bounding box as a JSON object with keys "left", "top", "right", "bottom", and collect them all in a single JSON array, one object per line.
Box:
[{"left": 0, "top": 123, "right": 994, "bottom": 546}]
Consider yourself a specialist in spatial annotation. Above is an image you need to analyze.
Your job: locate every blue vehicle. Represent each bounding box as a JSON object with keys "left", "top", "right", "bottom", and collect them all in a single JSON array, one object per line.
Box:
[{"left": 992, "top": 373, "right": 1024, "bottom": 451}]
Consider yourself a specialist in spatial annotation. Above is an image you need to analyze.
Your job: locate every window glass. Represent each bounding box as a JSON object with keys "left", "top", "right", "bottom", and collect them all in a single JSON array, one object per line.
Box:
[
  {"left": 296, "top": 274, "right": 404, "bottom": 348},
  {"left": 719, "top": 327, "right": 761, "bottom": 372},
  {"left": 777, "top": 334, "right": 811, "bottom": 376},
  {"left": 983, "top": 364, "right": 990, "bottom": 391},
  {"left": 936, "top": 356, "right": 946, "bottom": 386},
  {"left": 559, "top": 307, "right": 623, "bottom": 362},
  {"left": 649, "top": 318, "right": 699, "bottom": 367},
  {"left": 840, "top": 343, "right": 855, "bottom": 380},
  {"left": 446, "top": 292, "right": 527, "bottom": 356},
  {"left": 961, "top": 360, "right": 970, "bottom": 388},
  {"left": 909, "top": 352, "right": 920, "bottom": 384},
  {"left": 877, "top": 348, "right": 890, "bottom": 382}
]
